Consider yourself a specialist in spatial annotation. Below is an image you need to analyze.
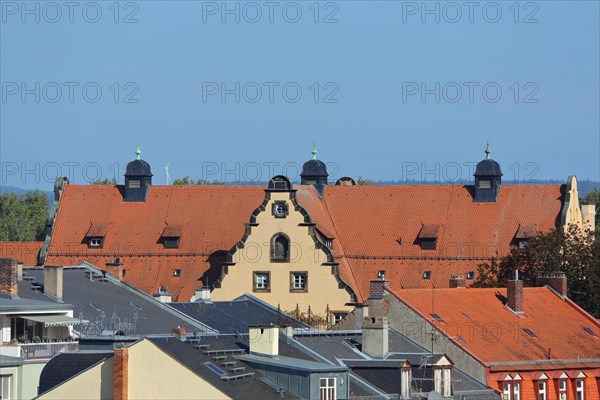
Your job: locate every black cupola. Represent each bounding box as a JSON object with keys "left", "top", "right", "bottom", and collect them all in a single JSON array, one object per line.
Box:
[
  {"left": 123, "top": 145, "right": 153, "bottom": 202},
  {"left": 473, "top": 144, "right": 502, "bottom": 202},
  {"left": 300, "top": 144, "right": 328, "bottom": 186}
]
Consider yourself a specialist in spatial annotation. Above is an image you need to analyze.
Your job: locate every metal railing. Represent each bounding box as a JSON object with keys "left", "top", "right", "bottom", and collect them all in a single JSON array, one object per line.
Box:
[{"left": 20, "top": 342, "right": 78, "bottom": 361}]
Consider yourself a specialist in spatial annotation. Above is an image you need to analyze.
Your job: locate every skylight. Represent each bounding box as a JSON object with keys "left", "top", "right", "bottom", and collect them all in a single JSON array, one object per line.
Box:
[
  {"left": 89, "top": 302, "right": 103, "bottom": 311},
  {"left": 130, "top": 301, "right": 143, "bottom": 311},
  {"left": 204, "top": 362, "right": 226, "bottom": 376},
  {"left": 423, "top": 271, "right": 431, "bottom": 279},
  {"left": 584, "top": 327, "right": 597, "bottom": 336},
  {"left": 523, "top": 328, "right": 537, "bottom": 338},
  {"left": 431, "top": 313, "right": 444, "bottom": 322}
]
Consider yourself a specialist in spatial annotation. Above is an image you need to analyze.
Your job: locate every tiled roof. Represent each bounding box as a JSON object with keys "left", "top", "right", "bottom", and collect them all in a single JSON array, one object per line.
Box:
[
  {"left": 0, "top": 241, "right": 43, "bottom": 266},
  {"left": 389, "top": 287, "right": 600, "bottom": 365},
  {"left": 44, "top": 183, "right": 564, "bottom": 303}
]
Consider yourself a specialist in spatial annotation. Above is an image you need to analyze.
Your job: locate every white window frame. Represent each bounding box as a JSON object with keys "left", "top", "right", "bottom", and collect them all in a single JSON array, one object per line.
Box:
[
  {"left": 513, "top": 381, "right": 520, "bottom": 400},
  {"left": 442, "top": 367, "right": 452, "bottom": 397},
  {"left": 292, "top": 273, "right": 307, "bottom": 290},
  {"left": 128, "top": 179, "right": 141, "bottom": 188},
  {"left": 576, "top": 379, "right": 585, "bottom": 400},
  {"left": 89, "top": 238, "right": 102, "bottom": 247},
  {"left": 503, "top": 382, "right": 511, "bottom": 400},
  {"left": 434, "top": 368, "right": 442, "bottom": 394},
  {"left": 558, "top": 379, "right": 567, "bottom": 400},
  {"left": 401, "top": 368, "right": 411, "bottom": 398},
  {"left": 254, "top": 273, "right": 269, "bottom": 290},
  {"left": 538, "top": 380, "right": 546, "bottom": 400},
  {"left": 319, "top": 377, "right": 336, "bottom": 400},
  {"left": 0, "top": 374, "right": 11, "bottom": 400}
]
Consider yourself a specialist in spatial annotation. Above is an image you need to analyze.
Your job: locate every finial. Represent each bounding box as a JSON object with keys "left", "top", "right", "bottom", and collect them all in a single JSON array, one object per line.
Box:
[
  {"left": 311, "top": 143, "right": 317, "bottom": 160},
  {"left": 485, "top": 142, "right": 491, "bottom": 160},
  {"left": 135, "top": 144, "right": 141, "bottom": 160}
]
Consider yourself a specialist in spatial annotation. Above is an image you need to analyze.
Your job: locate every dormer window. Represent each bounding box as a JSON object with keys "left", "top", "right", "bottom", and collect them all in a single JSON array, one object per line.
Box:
[
  {"left": 161, "top": 225, "right": 182, "bottom": 249},
  {"left": 418, "top": 224, "right": 439, "bottom": 251},
  {"left": 423, "top": 271, "right": 431, "bottom": 280},
  {"left": 173, "top": 269, "right": 181, "bottom": 277},
  {"left": 128, "top": 179, "right": 141, "bottom": 188},
  {"left": 478, "top": 179, "right": 491, "bottom": 189},
  {"left": 85, "top": 223, "right": 108, "bottom": 248},
  {"left": 271, "top": 233, "right": 290, "bottom": 262},
  {"left": 89, "top": 237, "right": 103, "bottom": 247},
  {"left": 514, "top": 224, "right": 536, "bottom": 250}
]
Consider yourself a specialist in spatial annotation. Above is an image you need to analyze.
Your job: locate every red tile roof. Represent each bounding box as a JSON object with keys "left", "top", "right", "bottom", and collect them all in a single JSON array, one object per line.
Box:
[
  {"left": 44, "top": 183, "right": 564, "bottom": 302},
  {"left": 389, "top": 286, "right": 600, "bottom": 365},
  {"left": 0, "top": 241, "right": 43, "bottom": 266}
]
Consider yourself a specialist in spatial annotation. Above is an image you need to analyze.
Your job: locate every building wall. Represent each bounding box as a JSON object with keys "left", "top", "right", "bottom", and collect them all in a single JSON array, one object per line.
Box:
[
  {"left": 0, "top": 365, "right": 20, "bottom": 400},
  {"left": 20, "top": 362, "right": 46, "bottom": 399},
  {"left": 376, "top": 292, "right": 488, "bottom": 384},
  {"left": 495, "top": 375, "right": 600, "bottom": 400},
  {"left": 213, "top": 191, "right": 353, "bottom": 313},
  {"left": 36, "top": 359, "right": 113, "bottom": 400},
  {"left": 127, "top": 339, "right": 230, "bottom": 400}
]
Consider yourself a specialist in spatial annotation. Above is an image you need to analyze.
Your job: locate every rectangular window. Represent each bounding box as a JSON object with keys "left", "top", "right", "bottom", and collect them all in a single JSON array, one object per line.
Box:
[
  {"left": 478, "top": 179, "right": 491, "bottom": 189},
  {"left": 0, "top": 375, "right": 11, "bottom": 400},
  {"left": 254, "top": 272, "right": 270, "bottom": 291},
  {"left": 576, "top": 380, "right": 584, "bottom": 400},
  {"left": 420, "top": 239, "right": 437, "bottom": 250},
  {"left": 401, "top": 369, "right": 411, "bottom": 398},
  {"left": 538, "top": 381, "right": 546, "bottom": 400},
  {"left": 128, "top": 179, "right": 141, "bottom": 188},
  {"left": 513, "top": 382, "right": 520, "bottom": 400},
  {"left": 163, "top": 238, "right": 180, "bottom": 249},
  {"left": 559, "top": 380, "right": 567, "bottom": 400},
  {"left": 443, "top": 367, "right": 452, "bottom": 396},
  {"left": 290, "top": 272, "right": 307, "bottom": 291},
  {"left": 89, "top": 237, "right": 103, "bottom": 247},
  {"left": 434, "top": 368, "right": 442, "bottom": 394},
  {"left": 503, "top": 383, "right": 511, "bottom": 400},
  {"left": 319, "top": 377, "right": 336, "bottom": 400}
]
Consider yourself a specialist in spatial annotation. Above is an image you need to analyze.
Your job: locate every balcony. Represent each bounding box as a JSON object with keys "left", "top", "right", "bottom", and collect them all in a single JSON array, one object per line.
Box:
[{"left": 7, "top": 341, "right": 79, "bottom": 361}]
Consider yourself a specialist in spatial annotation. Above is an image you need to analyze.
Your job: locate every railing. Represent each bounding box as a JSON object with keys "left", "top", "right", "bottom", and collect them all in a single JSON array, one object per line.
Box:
[{"left": 20, "top": 341, "right": 78, "bottom": 361}]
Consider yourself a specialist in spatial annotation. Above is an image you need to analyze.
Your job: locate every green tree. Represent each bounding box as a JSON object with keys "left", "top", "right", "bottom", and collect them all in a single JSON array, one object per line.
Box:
[
  {"left": 91, "top": 178, "right": 117, "bottom": 185},
  {"left": 473, "top": 226, "right": 600, "bottom": 317},
  {"left": 0, "top": 191, "right": 49, "bottom": 241},
  {"left": 173, "top": 177, "right": 224, "bottom": 185},
  {"left": 582, "top": 187, "right": 600, "bottom": 231},
  {"left": 356, "top": 176, "right": 373, "bottom": 186}
]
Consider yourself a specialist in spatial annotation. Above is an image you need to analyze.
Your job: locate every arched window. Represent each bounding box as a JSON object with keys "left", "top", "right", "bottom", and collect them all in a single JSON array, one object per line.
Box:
[{"left": 271, "top": 233, "right": 290, "bottom": 262}]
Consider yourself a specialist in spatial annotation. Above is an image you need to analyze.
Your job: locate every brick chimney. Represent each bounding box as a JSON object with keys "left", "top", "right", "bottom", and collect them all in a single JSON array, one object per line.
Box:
[
  {"left": 44, "top": 265, "right": 63, "bottom": 302},
  {"left": 171, "top": 326, "right": 186, "bottom": 340},
  {"left": 0, "top": 258, "right": 18, "bottom": 297},
  {"left": 506, "top": 270, "right": 523, "bottom": 313},
  {"left": 537, "top": 272, "right": 567, "bottom": 297},
  {"left": 369, "top": 271, "right": 389, "bottom": 299},
  {"left": 106, "top": 258, "right": 124, "bottom": 280},
  {"left": 113, "top": 347, "right": 129, "bottom": 400},
  {"left": 362, "top": 316, "right": 389, "bottom": 358},
  {"left": 449, "top": 274, "right": 466, "bottom": 288}
]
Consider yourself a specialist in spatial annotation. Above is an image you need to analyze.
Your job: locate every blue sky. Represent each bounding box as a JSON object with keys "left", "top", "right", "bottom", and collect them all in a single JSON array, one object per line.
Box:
[{"left": 1, "top": 0, "right": 599, "bottom": 190}]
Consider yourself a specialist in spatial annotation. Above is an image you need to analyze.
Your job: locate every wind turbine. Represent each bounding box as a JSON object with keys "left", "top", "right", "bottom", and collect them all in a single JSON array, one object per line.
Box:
[{"left": 164, "top": 161, "right": 171, "bottom": 185}]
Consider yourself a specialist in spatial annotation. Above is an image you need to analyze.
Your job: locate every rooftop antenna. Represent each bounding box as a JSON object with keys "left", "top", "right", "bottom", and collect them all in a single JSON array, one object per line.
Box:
[{"left": 164, "top": 161, "right": 171, "bottom": 185}]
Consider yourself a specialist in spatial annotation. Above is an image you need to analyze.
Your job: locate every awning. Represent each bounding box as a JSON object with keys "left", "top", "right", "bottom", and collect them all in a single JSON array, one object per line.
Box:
[{"left": 23, "top": 315, "right": 81, "bottom": 327}]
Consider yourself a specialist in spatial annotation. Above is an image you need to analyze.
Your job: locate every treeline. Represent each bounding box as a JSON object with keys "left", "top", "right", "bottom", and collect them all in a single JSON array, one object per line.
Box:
[{"left": 0, "top": 191, "right": 48, "bottom": 241}]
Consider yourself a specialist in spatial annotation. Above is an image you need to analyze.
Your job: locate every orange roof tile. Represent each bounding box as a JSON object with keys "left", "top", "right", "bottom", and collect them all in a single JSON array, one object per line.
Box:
[
  {"left": 389, "top": 287, "right": 600, "bottom": 365},
  {"left": 0, "top": 241, "right": 43, "bottom": 266},
  {"left": 45, "top": 183, "right": 564, "bottom": 303}
]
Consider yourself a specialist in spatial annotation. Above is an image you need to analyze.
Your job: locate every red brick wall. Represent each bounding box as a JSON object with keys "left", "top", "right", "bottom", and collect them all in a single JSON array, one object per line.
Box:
[
  {"left": 507, "top": 280, "right": 523, "bottom": 312},
  {"left": 113, "top": 347, "right": 128, "bottom": 400},
  {"left": 0, "top": 258, "right": 18, "bottom": 296},
  {"left": 494, "top": 375, "right": 600, "bottom": 400}
]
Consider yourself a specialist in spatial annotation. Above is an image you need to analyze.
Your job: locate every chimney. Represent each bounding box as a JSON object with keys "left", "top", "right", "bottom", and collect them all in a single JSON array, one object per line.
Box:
[
  {"left": 106, "top": 258, "right": 124, "bottom": 280},
  {"left": 249, "top": 325, "right": 279, "bottom": 356},
  {"left": 369, "top": 272, "right": 389, "bottom": 299},
  {"left": 171, "top": 326, "right": 186, "bottom": 340},
  {"left": 449, "top": 274, "right": 466, "bottom": 288},
  {"left": 354, "top": 304, "right": 370, "bottom": 330},
  {"left": 362, "top": 316, "right": 389, "bottom": 358},
  {"left": 44, "top": 266, "right": 63, "bottom": 302},
  {"left": 506, "top": 270, "right": 523, "bottom": 313},
  {"left": 113, "top": 346, "right": 129, "bottom": 400},
  {"left": 153, "top": 287, "right": 172, "bottom": 303},
  {"left": 193, "top": 287, "right": 211, "bottom": 303},
  {"left": 537, "top": 272, "right": 568, "bottom": 297},
  {"left": 581, "top": 203, "right": 596, "bottom": 231},
  {"left": 0, "top": 258, "right": 18, "bottom": 297}
]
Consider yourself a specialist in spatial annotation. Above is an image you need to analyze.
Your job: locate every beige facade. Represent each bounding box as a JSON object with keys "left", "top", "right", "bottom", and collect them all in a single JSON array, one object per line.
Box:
[
  {"left": 212, "top": 188, "right": 354, "bottom": 315},
  {"left": 561, "top": 176, "right": 596, "bottom": 231},
  {"left": 127, "top": 339, "right": 230, "bottom": 400},
  {"left": 36, "top": 338, "right": 232, "bottom": 400},
  {"left": 37, "top": 358, "right": 113, "bottom": 400}
]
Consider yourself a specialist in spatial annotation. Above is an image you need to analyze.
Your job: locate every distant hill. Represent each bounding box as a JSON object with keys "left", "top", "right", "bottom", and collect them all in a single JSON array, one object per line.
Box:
[{"left": 0, "top": 186, "right": 53, "bottom": 207}]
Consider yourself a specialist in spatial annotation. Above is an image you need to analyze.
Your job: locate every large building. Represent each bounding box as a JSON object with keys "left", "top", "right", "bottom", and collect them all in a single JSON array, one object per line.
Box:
[{"left": 37, "top": 147, "right": 594, "bottom": 318}]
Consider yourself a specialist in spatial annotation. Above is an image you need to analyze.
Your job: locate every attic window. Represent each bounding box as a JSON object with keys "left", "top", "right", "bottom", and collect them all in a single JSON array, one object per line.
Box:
[
  {"left": 418, "top": 224, "right": 439, "bottom": 250},
  {"left": 524, "top": 328, "right": 538, "bottom": 338},
  {"left": 466, "top": 271, "right": 475, "bottom": 280},
  {"left": 431, "top": 313, "right": 444, "bottom": 322},
  {"left": 89, "top": 238, "right": 103, "bottom": 247},
  {"left": 423, "top": 271, "right": 431, "bottom": 280},
  {"left": 128, "top": 179, "right": 141, "bottom": 188},
  {"left": 478, "top": 179, "right": 491, "bottom": 189},
  {"left": 173, "top": 269, "right": 181, "bottom": 277},
  {"left": 584, "top": 327, "right": 597, "bottom": 336},
  {"left": 164, "top": 239, "right": 180, "bottom": 249},
  {"left": 161, "top": 225, "right": 182, "bottom": 249}
]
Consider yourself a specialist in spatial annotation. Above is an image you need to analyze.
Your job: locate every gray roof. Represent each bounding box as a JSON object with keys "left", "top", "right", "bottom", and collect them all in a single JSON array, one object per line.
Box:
[
  {"left": 149, "top": 336, "right": 298, "bottom": 399},
  {"left": 239, "top": 353, "right": 347, "bottom": 372},
  {"left": 0, "top": 355, "right": 23, "bottom": 367},
  {"left": 0, "top": 294, "right": 72, "bottom": 313},
  {"left": 18, "top": 266, "right": 213, "bottom": 336}
]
